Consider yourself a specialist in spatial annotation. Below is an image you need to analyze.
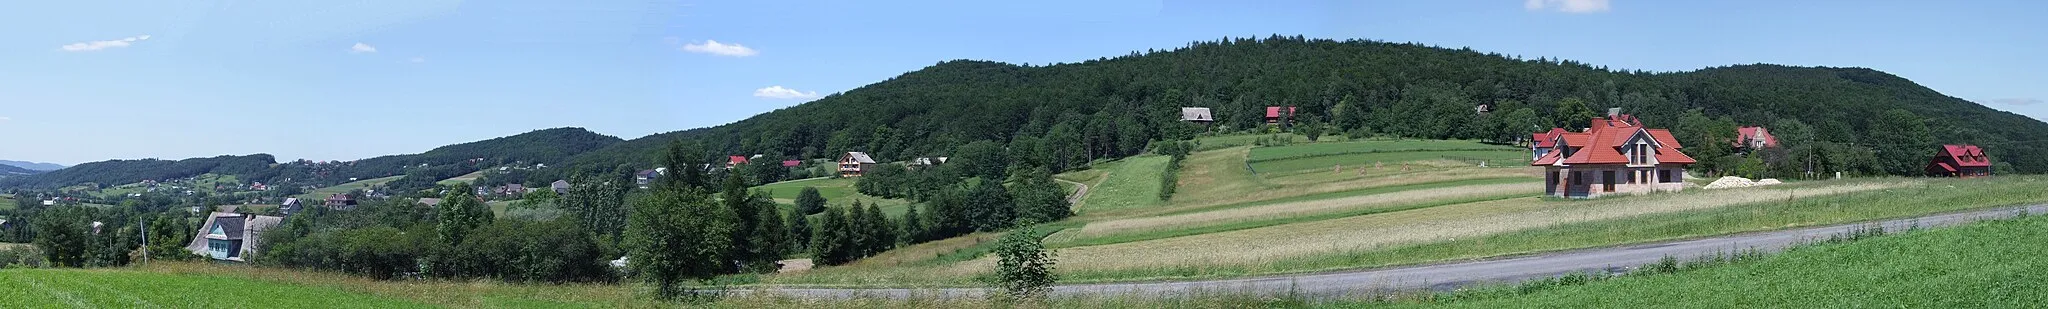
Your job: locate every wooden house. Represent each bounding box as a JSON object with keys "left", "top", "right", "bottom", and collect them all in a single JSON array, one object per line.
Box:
[
  {"left": 1926, "top": 144, "right": 1992, "bottom": 178},
  {"left": 1264, "top": 106, "right": 1298, "bottom": 125},
  {"left": 839, "top": 152, "right": 877, "bottom": 177}
]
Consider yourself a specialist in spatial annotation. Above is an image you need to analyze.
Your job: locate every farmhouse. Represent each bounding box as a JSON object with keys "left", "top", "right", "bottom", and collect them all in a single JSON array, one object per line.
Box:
[
  {"left": 1532, "top": 111, "right": 1696, "bottom": 198},
  {"left": 839, "top": 152, "right": 877, "bottom": 177},
  {"left": 1926, "top": 144, "right": 1992, "bottom": 178},
  {"left": 277, "top": 197, "right": 303, "bottom": 215},
  {"left": 635, "top": 169, "right": 662, "bottom": 188},
  {"left": 185, "top": 212, "right": 284, "bottom": 261},
  {"left": 1734, "top": 126, "right": 1779, "bottom": 151},
  {"left": 1180, "top": 107, "right": 1214, "bottom": 123},
  {"left": 1264, "top": 106, "right": 1298, "bottom": 125},
  {"left": 323, "top": 194, "right": 357, "bottom": 210},
  {"left": 781, "top": 160, "right": 802, "bottom": 168},
  {"left": 551, "top": 180, "right": 572, "bottom": 194}
]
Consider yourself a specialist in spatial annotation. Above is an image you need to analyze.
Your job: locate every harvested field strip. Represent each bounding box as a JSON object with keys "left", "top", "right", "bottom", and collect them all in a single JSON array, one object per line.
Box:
[
  {"left": 1053, "top": 194, "right": 1533, "bottom": 248},
  {"left": 1147, "top": 177, "right": 1533, "bottom": 217},
  {"left": 1051, "top": 181, "right": 1904, "bottom": 274},
  {"left": 1251, "top": 151, "right": 1528, "bottom": 174},
  {"left": 1070, "top": 182, "right": 1543, "bottom": 243},
  {"left": 1246, "top": 140, "right": 1512, "bottom": 162}
]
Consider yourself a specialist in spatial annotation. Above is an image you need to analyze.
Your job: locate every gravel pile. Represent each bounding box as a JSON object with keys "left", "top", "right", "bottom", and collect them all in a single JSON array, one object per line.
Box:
[{"left": 1705, "top": 176, "right": 1783, "bottom": 189}]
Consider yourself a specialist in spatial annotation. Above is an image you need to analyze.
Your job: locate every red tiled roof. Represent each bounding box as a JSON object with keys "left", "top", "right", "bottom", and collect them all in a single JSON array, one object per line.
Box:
[
  {"left": 728, "top": 156, "right": 749, "bottom": 165},
  {"left": 1736, "top": 126, "right": 1779, "bottom": 148},
  {"left": 1265, "top": 106, "right": 1298, "bottom": 118},
  {"left": 1646, "top": 129, "right": 1682, "bottom": 149},
  {"left": 1932, "top": 162, "right": 1957, "bottom": 172},
  {"left": 1533, "top": 115, "right": 1695, "bottom": 166},
  {"left": 1532, "top": 128, "right": 1568, "bottom": 148},
  {"left": 1939, "top": 144, "right": 1992, "bottom": 167},
  {"left": 781, "top": 160, "right": 802, "bottom": 167}
]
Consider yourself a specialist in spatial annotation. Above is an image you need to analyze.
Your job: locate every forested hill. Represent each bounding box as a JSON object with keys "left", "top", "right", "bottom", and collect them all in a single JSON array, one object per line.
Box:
[
  {"left": 0, "top": 127, "right": 623, "bottom": 190},
  {"left": 548, "top": 35, "right": 2048, "bottom": 178},
  {"left": 0, "top": 164, "right": 42, "bottom": 178}
]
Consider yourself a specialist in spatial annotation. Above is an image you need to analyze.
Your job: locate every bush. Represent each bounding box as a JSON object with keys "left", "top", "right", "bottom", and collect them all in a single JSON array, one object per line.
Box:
[
  {"left": 991, "top": 227, "right": 1057, "bottom": 301},
  {"left": 0, "top": 245, "right": 47, "bottom": 268}
]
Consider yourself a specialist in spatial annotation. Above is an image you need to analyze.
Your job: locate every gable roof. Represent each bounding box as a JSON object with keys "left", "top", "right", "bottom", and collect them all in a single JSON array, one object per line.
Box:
[
  {"left": 1736, "top": 126, "right": 1779, "bottom": 148},
  {"left": 728, "top": 156, "right": 750, "bottom": 165},
  {"left": 1938, "top": 144, "right": 1992, "bottom": 167},
  {"left": 185, "top": 212, "right": 285, "bottom": 260},
  {"left": 1180, "top": 107, "right": 1214, "bottom": 121},
  {"left": 1532, "top": 128, "right": 1568, "bottom": 148},
  {"left": 1533, "top": 115, "right": 1695, "bottom": 166},
  {"left": 843, "top": 152, "right": 877, "bottom": 164},
  {"left": 1265, "top": 106, "right": 1298, "bottom": 118},
  {"left": 782, "top": 160, "right": 802, "bottom": 167}
]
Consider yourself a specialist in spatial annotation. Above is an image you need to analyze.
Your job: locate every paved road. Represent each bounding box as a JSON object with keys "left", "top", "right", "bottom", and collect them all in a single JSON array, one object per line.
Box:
[{"left": 749, "top": 203, "right": 2048, "bottom": 298}]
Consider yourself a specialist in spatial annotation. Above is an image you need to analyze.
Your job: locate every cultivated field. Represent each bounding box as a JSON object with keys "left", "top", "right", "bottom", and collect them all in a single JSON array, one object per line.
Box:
[
  {"left": 756, "top": 177, "right": 914, "bottom": 217},
  {"left": 293, "top": 175, "right": 403, "bottom": 201},
  {"left": 755, "top": 135, "right": 2048, "bottom": 286}
]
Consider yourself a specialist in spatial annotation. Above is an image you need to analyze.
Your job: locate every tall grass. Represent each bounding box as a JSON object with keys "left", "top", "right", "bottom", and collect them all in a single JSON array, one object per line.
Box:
[{"left": 1373, "top": 209, "right": 2048, "bottom": 308}]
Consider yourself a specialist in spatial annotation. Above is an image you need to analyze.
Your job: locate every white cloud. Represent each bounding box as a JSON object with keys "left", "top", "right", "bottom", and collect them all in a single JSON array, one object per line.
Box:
[
  {"left": 0, "top": 116, "right": 10, "bottom": 121},
  {"left": 350, "top": 42, "right": 378, "bottom": 53},
  {"left": 1524, "top": 0, "right": 1610, "bottom": 13},
  {"left": 409, "top": 57, "right": 426, "bottom": 63},
  {"left": 682, "top": 40, "right": 759, "bottom": 57},
  {"left": 1985, "top": 98, "right": 2043, "bottom": 106},
  {"left": 753, "top": 86, "right": 820, "bottom": 100},
  {"left": 59, "top": 35, "right": 151, "bottom": 52}
]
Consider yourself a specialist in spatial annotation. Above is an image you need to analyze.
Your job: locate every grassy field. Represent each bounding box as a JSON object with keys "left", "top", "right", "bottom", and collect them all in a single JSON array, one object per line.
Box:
[
  {"left": 1245, "top": 139, "right": 1517, "bottom": 162},
  {"left": 1073, "top": 155, "right": 1172, "bottom": 213},
  {"left": 438, "top": 169, "right": 490, "bottom": 186},
  {"left": 1375, "top": 210, "right": 2048, "bottom": 308},
  {"left": 0, "top": 194, "right": 14, "bottom": 210},
  {"left": 755, "top": 177, "right": 914, "bottom": 218},
  {"left": 293, "top": 176, "right": 403, "bottom": 201}
]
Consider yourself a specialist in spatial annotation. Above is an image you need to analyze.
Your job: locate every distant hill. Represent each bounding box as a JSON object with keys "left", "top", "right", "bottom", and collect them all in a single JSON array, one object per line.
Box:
[
  {"left": 0, "top": 160, "right": 65, "bottom": 171},
  {"left": 0, "top": 127, "right": 623, "bottom": 191},
  {"left": 0, "top": 164, "right": 39, "bottom": 178},
  {"left": 541, "top": 36, "right": 2048, "bottom": 179}
]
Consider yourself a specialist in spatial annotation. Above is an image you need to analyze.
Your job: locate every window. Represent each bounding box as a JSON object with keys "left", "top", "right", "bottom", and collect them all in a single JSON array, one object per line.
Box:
[
  {"left": 1602, "top": 171, "right": 1616, "bottom": 191},
  {"left": 1572, "top": 172, "right": 1583, "bottom": 185},
  {"left": 1659, "top": 170, "right": 1672, "bottom": 183}
]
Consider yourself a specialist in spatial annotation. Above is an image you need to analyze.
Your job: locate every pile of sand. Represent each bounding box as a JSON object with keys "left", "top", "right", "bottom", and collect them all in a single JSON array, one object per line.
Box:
[{"left": 1705, "top": 176, "right": 1783, "bottom": 189}]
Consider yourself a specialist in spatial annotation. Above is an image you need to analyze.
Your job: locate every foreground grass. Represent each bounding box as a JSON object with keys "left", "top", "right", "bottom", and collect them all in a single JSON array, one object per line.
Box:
[{"left": 1373, "top": 208, "right": 2048, "bottom": 308}]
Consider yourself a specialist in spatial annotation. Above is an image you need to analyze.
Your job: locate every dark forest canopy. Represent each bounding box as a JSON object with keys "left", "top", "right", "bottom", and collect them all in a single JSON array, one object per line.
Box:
[
  {"left": 551, "top": 35, "right": 2048, "bottom": 177},
  {"left": 11, "top": 35, "right": 2046, "bottom": 191}
]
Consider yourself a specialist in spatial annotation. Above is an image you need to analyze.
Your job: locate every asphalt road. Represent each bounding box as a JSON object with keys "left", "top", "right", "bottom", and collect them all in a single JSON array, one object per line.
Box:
[{"left": 750, "top": 203, "right": 2048, "bottom": 299}]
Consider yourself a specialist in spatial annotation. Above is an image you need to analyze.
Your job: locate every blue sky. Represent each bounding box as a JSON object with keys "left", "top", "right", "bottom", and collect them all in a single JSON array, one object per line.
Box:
[{"left": 4, "top": 0, "right": 2044, "bottom": 165}]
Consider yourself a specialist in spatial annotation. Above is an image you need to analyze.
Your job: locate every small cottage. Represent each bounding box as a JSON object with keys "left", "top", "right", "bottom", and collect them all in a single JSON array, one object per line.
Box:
[
  {"left": 1926, "top": 144, "right": 1991, "bottom": 178},
  {"left": 1180, "top": 107, "right": 1214, "bottom": 123},
  {"left": 839, "top": 152, "right": 877, "bottom": 177},
  {"left": 551, "top": 180, "right": 572, "bottom": 194},
  {"left": 1264, "top": 106, "right": 1298, "bottom": 125},
  {"left": 1734, "top": 126, "right": 1779, "bottom": 151}
]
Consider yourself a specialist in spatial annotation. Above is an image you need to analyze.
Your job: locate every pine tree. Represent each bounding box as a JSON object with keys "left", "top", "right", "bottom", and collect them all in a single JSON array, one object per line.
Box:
[
  {"left": 809, "top": 207, "right": 853, "bottom": 265},
  {"left": 865, "top": 203, "right": 895, "bottom": 255},
  {"left": 899, "top": 205, "right": 926, "bottom": 243},
  {"left": 786, "top": 207, "right": 812, "bottom": 253}
]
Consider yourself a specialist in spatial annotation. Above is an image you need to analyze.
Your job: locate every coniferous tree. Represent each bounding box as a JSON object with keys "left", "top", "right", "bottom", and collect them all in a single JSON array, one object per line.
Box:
[
  {"left": 795, "top": 187, "right": 827, "bottom": 215},
  {"left": 809, "top": 207, "right": 854, "bottom": 266},
  {"left": 785, "top": 206, "right": 811, "bottom": 252},
  {"left": 899, "top": 205, "right": 927, "bottom": 243},
  {"left": 864, "top": 203, "right": 895, "bottom": 255}
]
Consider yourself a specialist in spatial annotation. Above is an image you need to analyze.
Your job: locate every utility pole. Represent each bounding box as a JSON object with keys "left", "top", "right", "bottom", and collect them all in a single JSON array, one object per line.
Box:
[{"left": 139, "top": 216, "right": 148, "bottom": 265}]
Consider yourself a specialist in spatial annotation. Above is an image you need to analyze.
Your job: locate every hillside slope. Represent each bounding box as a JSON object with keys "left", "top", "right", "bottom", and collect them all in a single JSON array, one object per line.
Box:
[
  {"left": 0, "top": 164, "right": 38, "bottom": 178},
  {"left": 0, "top": 160, "right": 65, "bottom": 171},
  {"left": 547, "top": 36, "right": 2048, "bottom": 180}
]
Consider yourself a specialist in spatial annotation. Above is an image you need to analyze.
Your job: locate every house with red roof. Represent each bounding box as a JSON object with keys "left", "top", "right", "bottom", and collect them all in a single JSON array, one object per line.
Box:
[
  {"left": 1531, "top": 109, "right": 1696, "bottom": 198},
  {"left": 1734, "top": 126, "right": 1779, "bottom": 151},
  {"left": 1926, "top": 144, "right": 1991, "bottom": 178},
  {"left": 1530, "top": 128, "right": 1568, "bottom": 161},
  {"left": 726, "top": 155, "right": 751, "bottom": 169},
  {"left": 1264, "top": 106, "right": 1297, "bottom": 125}
]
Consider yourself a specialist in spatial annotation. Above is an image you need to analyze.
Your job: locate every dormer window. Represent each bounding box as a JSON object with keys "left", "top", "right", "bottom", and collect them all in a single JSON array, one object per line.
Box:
[{"left": 1630, "top": 143, "right": 1650, "bottom": 165}]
